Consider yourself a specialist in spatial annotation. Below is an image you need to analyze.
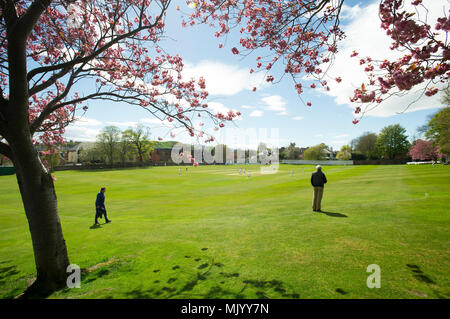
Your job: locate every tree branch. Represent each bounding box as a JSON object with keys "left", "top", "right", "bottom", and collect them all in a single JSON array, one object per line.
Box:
[
  {"left": 26, "top": 4, "right": 168, "bottom": 82},
  {"left": 1, "top": 0, "right": 19, "bottom": 32},
  {"left": 0, "top": 140, "right": 12, "bottom": 159},
  {"left": 28, "top": 66, "right": 72, "bottom": 96},
  {"left": 17, "top": 0, "right": 52, "bottom": 38}
]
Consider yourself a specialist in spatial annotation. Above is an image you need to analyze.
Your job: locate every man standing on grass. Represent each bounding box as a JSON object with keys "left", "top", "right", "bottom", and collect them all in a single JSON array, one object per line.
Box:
[
  {"left": 95, "top": 187, "right": 111, "bottom": 225},
  {"left": 311, "top": 165, "right": 327, "bottom": 212}
]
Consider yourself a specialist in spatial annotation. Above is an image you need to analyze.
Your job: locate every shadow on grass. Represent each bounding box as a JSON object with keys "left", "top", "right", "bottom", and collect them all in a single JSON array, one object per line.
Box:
[
  {"left": 89, "top": 221, "right": 112, "bottom": 229},
  {"left": 406, "top": 264, "right": 435, "bottom": 284},
  {"left": 124, "top": 248, "right": 301, "bottom": 299},
  {"left": 0, "top": 262, "right": 20, "bottom": 286},
  {"left": 318, "top": 211, "right": 347, "bottom": 218},
  {"left": 57, "top": 260, "right": 123, "bottom": 295},
  {"left": 335, "top": 288, "right": 348, "bottom": 295},
  {"left": 406, "top": 264, "right": 447, "bottom": 299},
  {"left": 0, "top": 261, "right": 32, "bottom": 299}
]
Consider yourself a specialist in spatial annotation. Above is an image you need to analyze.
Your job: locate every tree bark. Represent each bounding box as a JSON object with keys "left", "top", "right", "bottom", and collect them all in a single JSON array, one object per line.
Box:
[
  {"left": 9, "top": 132, "right": 70, "bottom": 298},
  {"left": 5, "top": 20, "right": 70, "bottom": 297}
]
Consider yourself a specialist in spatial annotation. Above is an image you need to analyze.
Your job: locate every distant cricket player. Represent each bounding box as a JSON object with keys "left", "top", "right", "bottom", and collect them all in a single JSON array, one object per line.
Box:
[
  {"left": 311, "top": 165, "right": 327, "bottom": 212},
  {"left": 95, "top": 187, "right": 111, "bottom": 225}
]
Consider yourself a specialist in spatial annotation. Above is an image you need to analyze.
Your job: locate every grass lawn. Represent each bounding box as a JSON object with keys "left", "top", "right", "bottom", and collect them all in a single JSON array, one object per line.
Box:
[{"left": 0, "top": 164, "right": 449, "bottom": 299}]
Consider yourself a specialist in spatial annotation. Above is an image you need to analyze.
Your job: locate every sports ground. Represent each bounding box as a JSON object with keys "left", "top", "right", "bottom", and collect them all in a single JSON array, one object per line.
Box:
[{"left": 0, "top": 164, "right": 449, "bottom": 299}]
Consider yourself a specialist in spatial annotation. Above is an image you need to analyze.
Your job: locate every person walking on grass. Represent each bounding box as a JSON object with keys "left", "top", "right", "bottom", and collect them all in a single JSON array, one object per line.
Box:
[
  {"left": 311, "top": 165, "right": 327, "bottom": 212},
  {"left": 95, "top": 187, "right": 111, "bottom": 225}
]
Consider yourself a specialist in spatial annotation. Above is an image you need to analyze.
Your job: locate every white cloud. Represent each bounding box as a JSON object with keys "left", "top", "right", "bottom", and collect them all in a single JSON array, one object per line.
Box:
[
  {"left": 335, "top": 134, "right": 349, "bottom": 138},
  {"left": 140, "top": 118, "right": 163, "bottom": 125},
  {"left": 103, "top": 118, "right": 177, "bottom": 129},
  {"left": 105, "top": 121, "right": 138, "bottom": 128},
  {"left": 64, "top": 117, "right": 102, "bottom": 141},
  {"left": 64, "top": 117, "right": 177, "bottom": 142},
  {"left": 208, "top": 102, "right": 231, "bottom": 115},
  {"left": 249, "top": 110, "right": 264, "bottom": 117},
  {"left": 241, "top": 95, "right": 289, "bottom": 116},
  {"left": 74, "top": 117, "right": 102, "bottom": 127},
  {"left": 207, "top": 102, "right": 242, "bottom": 120},
  {"left": 318, "top": 0, "right": 447, "bottom": 117},
  {"left": 331, "top": 140, "right": 348, "bottom": 145},
  {"left": 292, "top": 116, "right": 304, "bottom": 120},
  {"left": 182, "top": 60, "right": 267, "bottom": 96},
  {"left": 261, "top": 95, "right": 287, "bottom": 112},
  {"left": 64, "top": 125, "right": 100, "bottom": 142},
  {"left": 340, "top": 3, "right": 363, "bottom": 20}
]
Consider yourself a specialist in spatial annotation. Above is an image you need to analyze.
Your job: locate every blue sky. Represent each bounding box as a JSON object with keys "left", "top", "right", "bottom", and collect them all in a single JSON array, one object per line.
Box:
[{"left": 64, "top": 0, "right": 447, "bottom": 150}]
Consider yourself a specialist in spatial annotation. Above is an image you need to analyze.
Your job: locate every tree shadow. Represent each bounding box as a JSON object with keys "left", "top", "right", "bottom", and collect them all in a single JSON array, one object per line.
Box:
[
  {"left": 82, "top": 268, "right": 111, "bottom": 285},
  {"left": 335, "top": 288, "right": 348, "bottom": 295},
  {"left": 405, "top": 264, "right": 447, "bottom": 299},
  {"left": 0, "top": 263, "right": 20, "bottom": 288},
  {"left": 318, "top": 211, "right": 347, "bottom": 218},
  {"left": 406, "top": 264, "right": 435, "bottom": 284},
  {"left": 58, "top": 260, "right": 125, "bottom": 295},
  {"left": 124, "top": 247, "right": 301, "bottom": 299}
]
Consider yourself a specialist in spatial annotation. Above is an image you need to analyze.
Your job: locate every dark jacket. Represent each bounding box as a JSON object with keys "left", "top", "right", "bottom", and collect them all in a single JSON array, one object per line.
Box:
[
  {"left": 311, "top": 171, "right": 327, "bottom": 187},
  {"left": 96, "top": 192, "right": 105, "bottom": 208}
]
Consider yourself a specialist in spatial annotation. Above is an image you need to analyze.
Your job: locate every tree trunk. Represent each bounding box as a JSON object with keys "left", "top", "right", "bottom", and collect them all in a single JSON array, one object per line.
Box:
[
  {"left": 9, "top": 133, "right": 70, "bottom": 298},
  {"left": 3, "top": 2, "right": 70, "bottom": 298},
  {"left": 138, "top": 152, "right": 143, "bottom": 166}
]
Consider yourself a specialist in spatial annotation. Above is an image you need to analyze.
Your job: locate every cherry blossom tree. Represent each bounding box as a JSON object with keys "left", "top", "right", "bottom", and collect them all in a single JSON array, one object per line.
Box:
[
  {"left": 186, "top": 0, "right": 346, "bottom": 107},
  {"left": 0, "top": 0, "right": 239, "bottom": 296},
  {"left": 187, "top": 0, "right": 448, "bottom": 121},
  {"left": 350, "top": 0, "right": 449, "bottom": 121},
  {"left": 409, "top": 139, "right": 441, "bottom": 160}
]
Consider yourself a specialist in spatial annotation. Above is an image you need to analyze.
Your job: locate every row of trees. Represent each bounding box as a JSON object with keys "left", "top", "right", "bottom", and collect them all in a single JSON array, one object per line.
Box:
[
  {"left": 282, "top": 99, "right": 449, "bottom": 162},
  {"left": 82, "top": 125, "right": 155, "bottom": 166},
  {"left": 278, "top": 125, "right": 411, "bottom": 161},
  {"left": 347, "top": 108, "right": 449, "bottom": 161},
  {"left": 349, "top": 124, "right": 411, "bottom": 160},
  {"left": 279, "top": 143, "right": 303, "bottom": 160}
]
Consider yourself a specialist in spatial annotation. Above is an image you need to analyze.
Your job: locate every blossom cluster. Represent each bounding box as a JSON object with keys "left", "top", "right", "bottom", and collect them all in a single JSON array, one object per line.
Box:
[
  {"left": 186, "top": 0, "right": 346, "bottom": 108},
  {"left": 350, "top": 0, "right": 449, "bottom": 119}
]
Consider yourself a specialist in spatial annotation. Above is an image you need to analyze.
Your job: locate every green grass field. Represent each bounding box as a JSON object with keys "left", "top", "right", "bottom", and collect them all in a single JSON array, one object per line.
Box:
[{"left": 0, "top": 164, "right": 449, "bottom": 299}]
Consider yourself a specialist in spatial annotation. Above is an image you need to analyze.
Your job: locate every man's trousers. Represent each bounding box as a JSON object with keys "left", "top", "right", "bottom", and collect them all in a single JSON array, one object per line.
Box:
[{"left": 312, "top": 187, "right": 324, "bottom": 211}]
